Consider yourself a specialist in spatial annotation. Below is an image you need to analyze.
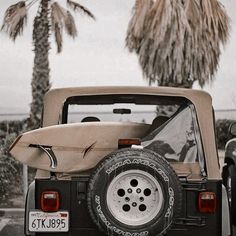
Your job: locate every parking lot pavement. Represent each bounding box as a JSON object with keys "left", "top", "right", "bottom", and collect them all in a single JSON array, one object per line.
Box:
[
  {"left": 0, "top": 217, "right": 24, "bottom": 236},
  {"left": 0, "top": 209, "right": 24, "bottom": 236}
]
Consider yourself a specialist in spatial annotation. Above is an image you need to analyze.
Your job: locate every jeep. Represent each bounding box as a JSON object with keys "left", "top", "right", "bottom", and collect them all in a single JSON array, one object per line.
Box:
[{"left": 10, "top": 86, "right": 231, "bottom": 236}]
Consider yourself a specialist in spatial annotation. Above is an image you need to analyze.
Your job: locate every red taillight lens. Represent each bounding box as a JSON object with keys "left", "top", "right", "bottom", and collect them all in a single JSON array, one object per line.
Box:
[
  {"left": 41, "top": 191, "right": 60, "bottom": 212},
  {"left": 118, "top": 139, "right": 141, "bottom": 148},
  {"left": 198, "top": 192, "right": 216, "bottom": 213}
]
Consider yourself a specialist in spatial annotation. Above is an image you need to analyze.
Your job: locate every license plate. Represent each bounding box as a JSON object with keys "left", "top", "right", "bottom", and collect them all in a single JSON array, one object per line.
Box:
[{"left": 29, "top": 211, "right": 69, "bottom": 232}]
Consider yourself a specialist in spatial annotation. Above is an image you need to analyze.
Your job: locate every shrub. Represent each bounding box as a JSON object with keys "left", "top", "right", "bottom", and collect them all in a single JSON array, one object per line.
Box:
[
  {"left": 0, "top": 120, "right": 27, "bottom": 202},
  {"left": 215, "top": 119, "right": 235, "bottom": 150}
]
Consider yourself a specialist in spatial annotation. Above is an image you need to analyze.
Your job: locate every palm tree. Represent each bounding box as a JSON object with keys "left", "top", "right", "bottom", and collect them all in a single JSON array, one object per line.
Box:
[
  {"left": 126, "top": 0, "right": 230, "bottom": 88},
  {"left": 1, "top": 0, "right": 94, "bottom": 129}
]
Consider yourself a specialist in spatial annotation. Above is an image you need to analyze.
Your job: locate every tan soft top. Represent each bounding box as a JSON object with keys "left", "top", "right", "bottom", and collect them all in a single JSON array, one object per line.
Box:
[{"left": 42, "top": 86, "right": 220, "bottom": 179}]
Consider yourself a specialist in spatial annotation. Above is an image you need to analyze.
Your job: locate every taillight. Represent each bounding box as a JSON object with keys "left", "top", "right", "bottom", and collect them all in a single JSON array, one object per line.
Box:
[
  {"left": 198, "top": 192, "right": 216, "bottom": 213},
  {"left": 118, "top": 139, "right": 141, "bottom": 148},
  {"left": 41, "top": 191, "right": 60, "bottom": 212}
]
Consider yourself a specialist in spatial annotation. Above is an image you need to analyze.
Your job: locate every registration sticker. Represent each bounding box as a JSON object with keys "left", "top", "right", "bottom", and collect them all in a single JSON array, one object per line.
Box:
[{"left": 29, "top": 211, "right": 69, "bottom": 232}]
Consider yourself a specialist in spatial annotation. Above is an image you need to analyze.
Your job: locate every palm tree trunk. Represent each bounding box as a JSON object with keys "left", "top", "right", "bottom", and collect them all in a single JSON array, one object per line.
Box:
[{"left": 28, "top": 0, "right": 50, "bottom": 129}]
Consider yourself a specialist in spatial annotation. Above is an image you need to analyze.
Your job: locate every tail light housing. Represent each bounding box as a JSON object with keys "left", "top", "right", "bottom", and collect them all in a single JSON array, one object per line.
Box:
[
  {"left": 41, "top": 191, "right": 60, "bottom": 212},
  {"left": 198, "top": 192, "right": 216, "bottom": 213}
]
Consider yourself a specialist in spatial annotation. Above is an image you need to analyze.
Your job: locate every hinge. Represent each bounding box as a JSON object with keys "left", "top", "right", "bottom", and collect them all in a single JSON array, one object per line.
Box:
[
  {"left": 175, "top": 217, "right": 206, "bottom": 226},
  {"left": 76, "top": 177, "right": 89, "bottom": 203}
]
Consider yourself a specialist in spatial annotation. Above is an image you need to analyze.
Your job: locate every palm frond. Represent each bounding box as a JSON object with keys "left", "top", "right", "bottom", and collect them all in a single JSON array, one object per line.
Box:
[
  {"left": 126, "top": 0, "right": 230, "bottom": 88},
  {"left": 184, "top": 0, "right": 230, "bottom": 87},
  {"left": 54, "top": 23, "right": 62, "bottom": 53},
  {"left": 51, "top": 2, "right": 66, "bottom": 27},
  {"left": 127, "top": 0, "right": 191, "bottom": 85},
  {"left": 203, "top": 0, "right": 230, "bottom": 45},
  {"left": 126, "top": 0, "right": 153, "bottom": 52},
  {"left": 67, "top": 0, "right": 95, "bottom": 20},
  {"left": 51, "top": 2, "right": 66, "bottom": 53},
  {"left": 64, "top": 11, "right": 77, "bottom": 38},
  {"left": 1, "top": 1, "right": 27, "bottom": 41}
]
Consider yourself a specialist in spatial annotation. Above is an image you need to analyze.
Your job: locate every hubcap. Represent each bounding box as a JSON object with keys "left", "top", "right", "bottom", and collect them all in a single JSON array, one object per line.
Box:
[{"left": 106, "top": 170, "right": 164, "bottom": 226}]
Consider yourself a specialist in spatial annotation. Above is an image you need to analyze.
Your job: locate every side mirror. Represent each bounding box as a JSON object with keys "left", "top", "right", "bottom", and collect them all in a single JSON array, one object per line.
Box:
[{"left": 229, "top": 122, "right": 236, "bottom": 136}]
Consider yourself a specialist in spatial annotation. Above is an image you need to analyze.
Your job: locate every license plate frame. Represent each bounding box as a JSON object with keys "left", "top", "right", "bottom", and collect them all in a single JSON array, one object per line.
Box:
[{"left": 29, "top": 211, "right": 69, "bottom": 232}]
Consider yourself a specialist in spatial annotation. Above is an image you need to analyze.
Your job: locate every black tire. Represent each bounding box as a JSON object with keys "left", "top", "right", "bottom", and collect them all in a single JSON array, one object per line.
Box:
[
  {"left": 87, "top": 148, "right": 182, "bottom": 236},
  {"left": 223, "top": 164, "right": 236, "bottom": 226}
]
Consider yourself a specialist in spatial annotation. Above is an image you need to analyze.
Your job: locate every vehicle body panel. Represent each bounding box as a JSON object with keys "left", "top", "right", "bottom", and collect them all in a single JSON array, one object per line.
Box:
[{"left": 225, "top": 138, "right": 236, "bottom": 165}]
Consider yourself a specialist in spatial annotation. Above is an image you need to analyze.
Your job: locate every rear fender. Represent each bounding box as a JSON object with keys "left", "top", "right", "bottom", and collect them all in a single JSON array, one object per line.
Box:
[
  {"left": 222, "top": 185, "right": 231, "bottom": 236},
  {"left": 24, "top": 181, "right": 35, "bottom": 236},
  {"left": 225, "top": 139, "right": 236, "bottom": 165}
]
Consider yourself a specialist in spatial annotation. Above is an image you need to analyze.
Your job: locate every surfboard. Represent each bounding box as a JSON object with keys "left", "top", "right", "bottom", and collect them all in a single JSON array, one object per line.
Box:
[{"left": 9, "top": 122, "right": 149, "bottom": 173}]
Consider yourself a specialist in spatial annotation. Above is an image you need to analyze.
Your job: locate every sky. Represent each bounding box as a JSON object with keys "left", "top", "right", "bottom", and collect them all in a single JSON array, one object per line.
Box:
[{"left": 0, "top": 0, "right": 236, "bottom": 114}]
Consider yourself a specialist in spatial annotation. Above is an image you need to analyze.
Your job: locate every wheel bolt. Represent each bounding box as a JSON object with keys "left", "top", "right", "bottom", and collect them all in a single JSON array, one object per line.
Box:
[
  {"left": 127, "top": 188, "right": 132, "bottom": 193},
  {"left": 136, "top": 188, "right": 141, "bottom": 193},
  {"left": 132, "top": 202, "right": 137, "bottom": 207}
]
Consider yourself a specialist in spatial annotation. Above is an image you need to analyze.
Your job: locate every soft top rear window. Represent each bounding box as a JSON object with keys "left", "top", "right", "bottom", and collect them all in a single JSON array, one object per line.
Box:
[
  {"left": 61, "top": 94, "right": 205, "bottom": 171},
  {"left": 62, "top": 94, "right": 189, "bottom": 124}
]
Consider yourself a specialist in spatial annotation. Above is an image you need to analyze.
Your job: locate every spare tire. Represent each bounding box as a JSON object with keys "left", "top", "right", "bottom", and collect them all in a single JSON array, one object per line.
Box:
[{"left": 87, "top": 148, "right": 182, "bottom": 236}]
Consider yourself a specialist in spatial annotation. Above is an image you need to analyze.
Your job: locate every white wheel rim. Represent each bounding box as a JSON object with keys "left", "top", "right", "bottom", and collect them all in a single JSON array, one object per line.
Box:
[{"left": 106, "top": 170, "right": 164, "bottom": 226}]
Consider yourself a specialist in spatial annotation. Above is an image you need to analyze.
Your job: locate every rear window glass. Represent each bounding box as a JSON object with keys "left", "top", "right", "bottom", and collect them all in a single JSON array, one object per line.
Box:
[
  {"left": 62, "top": 94, "right": 185, "bottom": 124},
  {"left": 62, "top": 94, "right": 204, "bottom": 168}
]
